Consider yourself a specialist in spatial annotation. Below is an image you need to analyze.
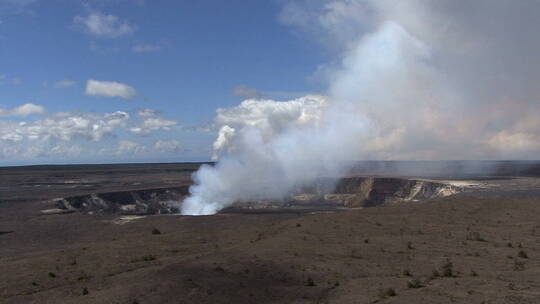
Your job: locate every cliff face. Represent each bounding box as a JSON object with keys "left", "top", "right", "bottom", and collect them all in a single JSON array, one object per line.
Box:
[
  {"left": 50, "top": 178, "right": 460, "bottom": 215},
  {"left": 264, "top": 177, "right": 461, "bottom": 209},
  {"left": 53, "top": 186, "right": 190, "bottom": 215}
]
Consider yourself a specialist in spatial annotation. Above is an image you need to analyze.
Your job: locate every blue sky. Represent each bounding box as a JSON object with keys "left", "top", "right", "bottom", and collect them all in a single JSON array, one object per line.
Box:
[{"left": 0, "top": 0, "right": 325, "bottom": 165}]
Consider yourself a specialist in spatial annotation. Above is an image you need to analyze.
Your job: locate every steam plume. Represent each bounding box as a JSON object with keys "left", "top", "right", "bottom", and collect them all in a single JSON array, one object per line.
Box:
[{"left": 182, "top": 0, "right": 540, "bottom": 215}]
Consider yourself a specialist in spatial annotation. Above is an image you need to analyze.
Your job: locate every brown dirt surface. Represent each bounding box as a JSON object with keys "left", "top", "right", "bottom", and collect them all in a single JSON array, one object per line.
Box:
[{"left": 1, "top": 163, "right": 540, "bottom": 304}]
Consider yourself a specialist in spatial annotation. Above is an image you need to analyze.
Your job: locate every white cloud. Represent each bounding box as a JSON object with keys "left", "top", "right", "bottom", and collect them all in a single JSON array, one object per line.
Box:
[
  {"left": 0, "top": 111, "right": 130, "bottom": 142},
  {"left": 132, "top": 43, "right": 161, "bottom": 53},
  {"left": 74, "top": 12, "right": 134, "bottom": 38},
  {"left": 487, "top": 131, "right": 540, "bottom": 153},
  {"left": 130, "top": 117, "right": 177, "bottom": 134},
  {"left": 53, "top": 80, "right": 76, "bottom": 88},
  {"left": 138, "top": 109, "right": 159, "bottom": 117},
  {"left": 154, "top": 139, "right": 182, "bottom": 153},
  {"left": 0, "top": 103, "right": 45, "bottom": 117},
  {"left": 212, "top": 95, "right": 327, "bottom": 158},
  {"left": 116, "top": 140, "right": 146, "bottom": 155},
  {"left": 0, "top": 108, "right": 191, "bottom": 162},
  {"left": 85, "top": 79, "right": 137, "bottom": 99}
]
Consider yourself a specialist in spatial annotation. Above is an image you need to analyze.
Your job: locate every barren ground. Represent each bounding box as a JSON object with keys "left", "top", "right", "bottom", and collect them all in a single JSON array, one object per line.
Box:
[{"left": 1, "top": 162, "right": 540, "bottom": 304}]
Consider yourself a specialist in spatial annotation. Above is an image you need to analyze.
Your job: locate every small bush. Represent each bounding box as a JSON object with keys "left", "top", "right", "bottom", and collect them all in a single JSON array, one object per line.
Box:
[
  {"left": 514, "top": 260, "right": 525, "bottom": 271},
  {"left": 306, "top": 277, "right": 315, "bottom": 287},
  {"left": 407, "top": 279, "right": 424, "bottom": 289},
  {"left": 379, "top": 288, "right": 397, "bottom": 298},
  {"left": 402, "top": 269, "right": 412, "bottom": 277},
  {"left": 48, "top": 272, "right": 56, "bottom": 278},
  {"left": 142, "top": 255, "right": 156, "bottom": 261},
  {"left": 442, "top": 260, "right": 454, "bottom": 277},
  {"left": 466, "top": 231, "right": 486, "bottom": 242},
  {"left": 151, "top": 228, "right": 161, "bottom": 235},
  {"left": 517, "top": 250, "right": 529, "bottom": 259}
]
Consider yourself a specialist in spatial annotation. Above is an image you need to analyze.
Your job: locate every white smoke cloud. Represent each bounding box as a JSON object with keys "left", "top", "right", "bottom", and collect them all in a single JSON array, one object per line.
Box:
[
  {"left": 212, "top": 95, "right": 328, "bottom": 159},
  {"left": 85, "top": 79, "right": 137, "bottom": 99},
  {"left": 182, "top": 0, "right": 540, "bottom": 215}
]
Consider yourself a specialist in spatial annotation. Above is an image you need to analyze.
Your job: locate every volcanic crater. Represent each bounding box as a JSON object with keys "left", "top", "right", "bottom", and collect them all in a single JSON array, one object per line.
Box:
[{"left": 49, "top": 177, "right": 464, "bottom": 215}]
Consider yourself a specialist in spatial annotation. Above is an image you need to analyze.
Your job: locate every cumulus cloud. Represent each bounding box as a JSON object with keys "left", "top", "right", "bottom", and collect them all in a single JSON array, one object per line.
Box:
[
  {"left": 53, "top": 80, "right": 76, "bottom": 88},
  {"left": 232, "top": 85, "right": 262, "bottom": 99},
  {"left": 85, "top": 79, "right": 136, "bottom": 99},
  {"left": 0, "top": 107, "right": 190, "bottom": 162},
  {"left": 0, "top": 103, "right": 45, "bottom": 117},
  {"left": 130, "top": 116, "right": 177, "bottom": 135},
  {"left": 154, "top": 139, "right": 182, "bottom": 153},
  {"left": 0, "top": 111, "right": 130, "bottom": 142},
  {"left": 116, "top": 140, "right": 146, "bottom": 155},
  {"left": 74, "top": 12, "right": 134, "bottom": 38},
  {"left": 132, "top": 43, "right": 161, "bottom": 53},
  {"left": 137, "top": 109, "right": 160, "bottom": 117}
]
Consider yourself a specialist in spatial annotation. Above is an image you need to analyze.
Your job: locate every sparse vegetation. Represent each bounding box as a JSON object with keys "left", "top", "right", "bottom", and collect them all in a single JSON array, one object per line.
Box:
[
  {"left": 142, "top": 255, "right": 156, "bottom": 261},
  {"left": 306, "top": 277, "right": 316, "bottom": 287},
  {"left": 48, "top": 272, "right": 56, "bottom": 278},
  {"left": 442, "top": 260, "right": 455, "bottom": 277},
  {"left": 82, "top": 287, "right": 89, "bottom": 295},
  {"left": 517, "top": 250, "right": 529, "bottom": 259},
  {"left": 151, "top": 228, "right": 161, "bottom": 235},
  {"left": 407, "top": 279, "right": 424, "bottom": 289},
  {"left": 466, "top": 231, "right": 487, "bottom": 242},
  {"left": 402, "top": 269, "right": 412, "bottom": 277},
  {"left": 514, "top": 260, "right": 526, "bottom": 271},
  {"left": 378, "top": 288, "right": 397, "bottom": 299},
  {"left": 130, "top": 255, "right": 157, "bottom": 263}
]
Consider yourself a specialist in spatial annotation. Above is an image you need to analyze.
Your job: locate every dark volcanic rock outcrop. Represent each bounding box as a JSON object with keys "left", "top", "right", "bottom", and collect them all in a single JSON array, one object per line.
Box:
[{"left": 52, "top": 186, "right": 189, "bottom": 215}]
